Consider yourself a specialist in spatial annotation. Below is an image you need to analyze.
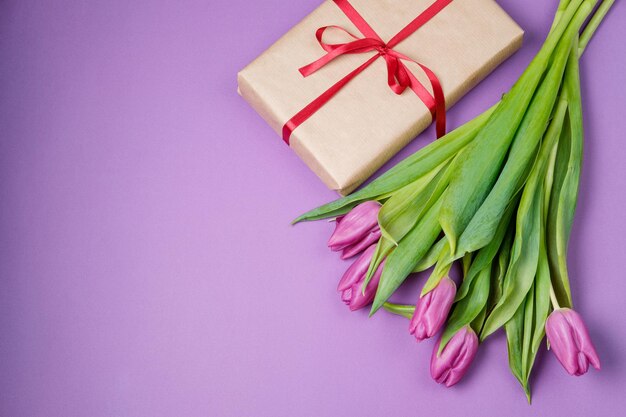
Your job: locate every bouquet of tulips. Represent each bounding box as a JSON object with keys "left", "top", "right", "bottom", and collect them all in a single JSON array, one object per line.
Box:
[{"left": 294, "top": 0, "right": 614, "bottom": 400}]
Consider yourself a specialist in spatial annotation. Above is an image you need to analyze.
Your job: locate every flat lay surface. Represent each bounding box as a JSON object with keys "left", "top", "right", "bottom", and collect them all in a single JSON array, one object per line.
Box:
[{"left": 0, "top": 1, "right": 624, "bottom": 416}]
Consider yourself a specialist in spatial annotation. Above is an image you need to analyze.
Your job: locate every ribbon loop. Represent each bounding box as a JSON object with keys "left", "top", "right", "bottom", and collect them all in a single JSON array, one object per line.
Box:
[
  {"left": 315, "top": 25, "right": 364, "bottom": 52},
  {"left": 283, "top": 0, "right": 451, "bottom": 144}
]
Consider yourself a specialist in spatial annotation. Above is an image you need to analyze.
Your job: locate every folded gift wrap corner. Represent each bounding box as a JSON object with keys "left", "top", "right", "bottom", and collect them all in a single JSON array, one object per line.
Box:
[{"left": 238, "top": 0, "right": 524, "bottom": 195}]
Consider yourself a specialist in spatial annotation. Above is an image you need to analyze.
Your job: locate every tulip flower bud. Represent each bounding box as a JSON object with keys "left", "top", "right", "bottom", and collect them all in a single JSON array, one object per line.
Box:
[
  {"left": 430, "top": 326, "right": 479, "bottom": 387},
  {"left": 409, "top": 277, "right": 456, "bottom": 342},
  {"left": 545, "top": 308, "right": 600, "bottom": 376},
  {"left": 337, "top": 244, "right": 383, "bottom": 311},
  {"left": 328, "top": 201, "right": 381, "bottom": 259}
]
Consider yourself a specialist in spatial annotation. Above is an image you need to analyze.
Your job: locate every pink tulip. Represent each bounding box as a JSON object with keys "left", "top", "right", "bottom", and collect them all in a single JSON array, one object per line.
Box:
[
  {"left": 545, "top": 308, "right": 600, "bottom": 376},
  {"left": 409, "top": 277, "right": 456, "bottom": 342},
  {"left": 337, "top": 244, "right": 383, "bottom": 311},
  {"left": 430, "top": 326, "right": 479, "bottom": 387},
  {"left": 328, "top": 201, "right": 381, "bottom": 259}
]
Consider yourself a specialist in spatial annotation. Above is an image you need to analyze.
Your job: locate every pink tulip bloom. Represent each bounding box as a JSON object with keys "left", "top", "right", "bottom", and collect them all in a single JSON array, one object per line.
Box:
[
  {"left": 430, "top": 326, "right": 479, "bottom": 387},
  {"left": 409, "top": 276, "right": 456, "bottom": 342},
  {"left": 545, "top": 308, "right": 600, "bottom": 376},
  {"left": 337, "top": 244, "right": 383, "bottom": 311},
  {"left": 328, "top": 201, "right": 381, "bottom": 259}
]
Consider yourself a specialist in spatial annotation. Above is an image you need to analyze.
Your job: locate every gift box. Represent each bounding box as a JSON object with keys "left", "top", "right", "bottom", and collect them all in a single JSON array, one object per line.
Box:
[{"left": 238, "top": 0, "right": 523, "bottom": 195}]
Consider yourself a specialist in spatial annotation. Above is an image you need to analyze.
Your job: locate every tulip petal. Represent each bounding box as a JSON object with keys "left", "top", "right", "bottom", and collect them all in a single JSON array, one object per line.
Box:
[
  {"left": 341, "top": 228, "right": 382, "bottom": 259},
  {"left": 409, "top": 277, "right": 456, "bottom": 342},
  {"left": 328, "top": 201, "right": 381, "bottom": 251},
  {"left": 341, "top": 288, "right": 352, "bottom": 305},
  {"left": 546, "top": 308, "right": 600, "bottom": 376},
  {"left": 337, "top": 245, "right": 376, "bottom": 291},
  {"left": 430, "top": 327, "right": 478, "bottom": 387},
  {"left": 546, "top": 311, "right": 580, "bottom": 375},
  {"left": 564, "top": 309, "right": 601, "bottom": 371},
  {"left": 349, "top": 261, "right": 384, "bottom": 311}
]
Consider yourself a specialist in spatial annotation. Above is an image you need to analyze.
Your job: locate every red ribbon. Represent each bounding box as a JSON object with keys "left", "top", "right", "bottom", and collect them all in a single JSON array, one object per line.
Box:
[{"left": 282, "top": 0, "right": 451, "bottom": 145}]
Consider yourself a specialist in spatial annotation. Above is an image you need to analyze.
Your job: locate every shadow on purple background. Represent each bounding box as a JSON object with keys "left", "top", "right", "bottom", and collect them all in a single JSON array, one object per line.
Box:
[{"left": 0, "top": 1, "right": 624, "bottom": 416}]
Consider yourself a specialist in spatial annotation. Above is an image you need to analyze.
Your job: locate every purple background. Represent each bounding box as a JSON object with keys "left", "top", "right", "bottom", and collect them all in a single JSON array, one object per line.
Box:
[{"left": 1, "top": 0, "right": 624, "bottom": 416}]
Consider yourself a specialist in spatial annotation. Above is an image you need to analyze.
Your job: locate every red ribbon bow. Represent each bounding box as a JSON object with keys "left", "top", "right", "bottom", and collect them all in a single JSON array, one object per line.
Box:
[{"left": 282, "top": 0, "right": 451, "bottom": 145}]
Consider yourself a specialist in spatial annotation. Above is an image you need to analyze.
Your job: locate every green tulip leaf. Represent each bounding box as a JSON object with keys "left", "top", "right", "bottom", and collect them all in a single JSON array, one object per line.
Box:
[
  {"left": 437, "top": 1, "right": 583, "bottom": 253},
  {"left": 412, "top": 237, "right": 447, "bottom": 273},
  {"left": 293, "top": 106, "right": 497, "bottom": 223},
  {"left": 370, "top": 197, "right": 443, "bottom": 315},
  {"left": 505, "top": 214, "right": 552, "bottom": 403},
  {"left": 439, "top": 265, "right": 491, "bottom": 353},
  {"left": 462, "top": 252, "right": 473, "bottom": 278},
  {"left": 471, "top": 303, "right": 488, "bottom": 335},
  {"left": 480, "top": 101, "right": 565, "bottom": 339},
  {"left": 419, "top": 243, "right": 453, "bottom": 296},
  {"left": 453, "top": 33, "right": 572, "bottom": 258},
  {"left": 546, "top": 42, "right": 583, "bottom": 308},
  {"left": 489, "top": 225, "right": 515, "bottom": 312},
  {"left": 505, "top": 299, "right": 527, "bottom": 398},
  {"left": 378, "top": 160, "right": 450, "bottom": 244},
  {"left": 455, "top": 201, "right": 517, "bottom": 302},
  {"left": 361, "top": 236, "right": 395, "bottom": 292}
]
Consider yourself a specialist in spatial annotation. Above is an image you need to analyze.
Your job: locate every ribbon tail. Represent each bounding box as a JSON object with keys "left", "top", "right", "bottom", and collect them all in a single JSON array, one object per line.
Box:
[
  {"left": 404, "top": 66, "right": 446, "bottom": 138},
  {"left": 419, "top": 64, "right": 446, "bottom": 138}
]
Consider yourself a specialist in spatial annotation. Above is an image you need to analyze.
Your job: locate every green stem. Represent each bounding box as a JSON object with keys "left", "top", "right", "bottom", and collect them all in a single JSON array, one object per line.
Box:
[
  {"left": 578, "top": 0, "right": 615, "bottom": 55},
  {"left": 549, "top": 283, "right": 561, "bottom": 309},
  {"left": 550, "top": 0, "right": 573, "bottom": 32},
  {"left": 382, "top": 302, "right": 415, "bottom": 319}
]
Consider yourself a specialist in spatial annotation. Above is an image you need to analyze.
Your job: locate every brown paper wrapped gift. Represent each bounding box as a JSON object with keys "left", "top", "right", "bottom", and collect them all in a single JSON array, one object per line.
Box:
[{"left": 238, "top": 0, "right": 523, "bottom": 195}]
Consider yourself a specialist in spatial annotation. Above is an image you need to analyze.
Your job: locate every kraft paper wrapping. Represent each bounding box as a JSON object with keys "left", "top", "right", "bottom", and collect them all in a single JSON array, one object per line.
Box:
[{"left": 238, "top": 0, "right": 523, "bottom": 195}]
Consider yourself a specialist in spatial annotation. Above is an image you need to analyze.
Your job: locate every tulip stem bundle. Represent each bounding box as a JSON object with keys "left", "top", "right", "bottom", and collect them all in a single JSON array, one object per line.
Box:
[{"left": 294, "top": 0, "right": 613, "bottom": 400}]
